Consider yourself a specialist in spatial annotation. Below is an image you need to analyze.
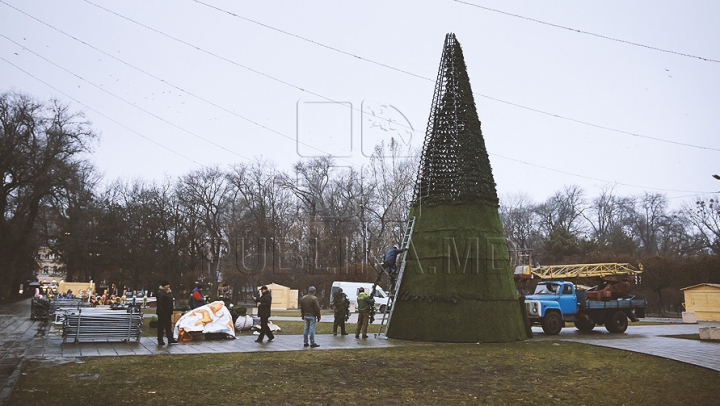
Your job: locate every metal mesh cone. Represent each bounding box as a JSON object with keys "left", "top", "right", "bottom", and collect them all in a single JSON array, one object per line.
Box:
[{"left": 414, "top": 33, "right": 499, "bottom": 207}]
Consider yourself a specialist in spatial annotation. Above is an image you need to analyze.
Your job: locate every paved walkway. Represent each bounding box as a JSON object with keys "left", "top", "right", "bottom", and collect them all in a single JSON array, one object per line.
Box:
[
  {"left": 531, "top": 322, "right": 720, "bottom": 372},
  {"left": 1, "top": 299, "right": 719, "bottom": 404}
]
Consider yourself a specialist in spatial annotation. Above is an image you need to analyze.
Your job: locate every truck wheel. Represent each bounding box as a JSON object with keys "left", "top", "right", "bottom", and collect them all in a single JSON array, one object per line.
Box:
[
  {"left": 541, "top": 311, "right": 563, "bottom": 335},
  {"left": 574, "top": 315, "right": 595, "bottom": 332},
  {"left": 605, "top": 311, "right": 628, "bottom": 333}
]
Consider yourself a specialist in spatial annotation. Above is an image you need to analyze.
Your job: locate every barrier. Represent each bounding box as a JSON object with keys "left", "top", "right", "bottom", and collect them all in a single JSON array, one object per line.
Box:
[{"left": 62, "top": 308, "right": 143, "bottom": 343}]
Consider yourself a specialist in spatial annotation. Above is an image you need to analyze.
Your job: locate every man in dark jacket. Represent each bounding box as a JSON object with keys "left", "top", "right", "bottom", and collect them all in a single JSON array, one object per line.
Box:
[
  {"left": 300, "top": 286, "right": 322, "bottom": 348},
  {"left": 155, "top": 281, "right": 178, "bottom": 346},
  {"left": 384, "top": 245, "right": 407, "bottom": 292},
  {"left": 253, "top": 285, "right": 274, "bottom": 343}
]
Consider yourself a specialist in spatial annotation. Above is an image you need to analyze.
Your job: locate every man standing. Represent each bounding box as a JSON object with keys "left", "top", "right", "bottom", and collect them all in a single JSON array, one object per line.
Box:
[
  {"left": 190, "top": 284, "right": 205, "bottom": 309},
  {"left": 383, "top": 245, "right": 407, "bottom": 292},
  {"left": 300, "top": 286, "right": 321, "bottom": 348},
  {"left": 156, "top": 281, "right": 178, "bottom": 346},
  {"left": 331, "top": 288, "right": 349, "bottom": 336},
  {"left": 355, "top": 287, "right": 375, "bottom": 339},
  {"left": 253, "top": 285, "right": 274, "bottom": 343}
]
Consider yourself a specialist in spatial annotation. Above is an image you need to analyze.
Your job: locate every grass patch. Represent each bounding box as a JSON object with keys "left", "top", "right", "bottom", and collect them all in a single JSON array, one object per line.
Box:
[
  {"left": 9, "top": 341, "right": 718, "bottom": 405},
  {"left": 630, "top": 321, "right": 681, "bottom": 326}
]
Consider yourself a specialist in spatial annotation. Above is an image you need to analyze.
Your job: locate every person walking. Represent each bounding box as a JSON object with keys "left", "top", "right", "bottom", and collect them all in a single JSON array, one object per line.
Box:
[
  {"left": 383, "top": 245, "right": 407, "bottom": 292},
  {"left": 155, "top": 281, "right": 178, "bottom": 346},
  {"left": 253, "top": 285, "right": 274, "bottom": 343},
  {"left": 300, "top": 286, "right": 322, "bottom": 348},
  {"left": 331, "top": 288, "right": 350, "bottom": 335},
  {"left": 355, "top": 287, "right": 375, "bottom": 339}
]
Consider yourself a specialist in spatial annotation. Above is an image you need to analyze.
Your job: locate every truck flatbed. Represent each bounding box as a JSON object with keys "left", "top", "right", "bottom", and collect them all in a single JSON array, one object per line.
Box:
[{"left": 584, "top": 298, "right": 646, "bottom": 310}]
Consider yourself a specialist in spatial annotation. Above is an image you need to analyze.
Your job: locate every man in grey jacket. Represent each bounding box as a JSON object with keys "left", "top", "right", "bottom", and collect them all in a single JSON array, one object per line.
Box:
[{"left": 299, "top": 286, "right": 321, "bottom": 348}]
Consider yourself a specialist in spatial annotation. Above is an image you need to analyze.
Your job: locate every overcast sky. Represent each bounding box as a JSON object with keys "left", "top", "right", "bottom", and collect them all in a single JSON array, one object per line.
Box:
[{"left": 1, "top": 0, "right": 718, "bottom": 207}]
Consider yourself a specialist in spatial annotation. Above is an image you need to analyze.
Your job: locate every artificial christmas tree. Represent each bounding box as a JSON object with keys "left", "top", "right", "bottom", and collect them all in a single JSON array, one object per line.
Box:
[{"left": 386, "top": 33, "right": 527, "bottom": 342}]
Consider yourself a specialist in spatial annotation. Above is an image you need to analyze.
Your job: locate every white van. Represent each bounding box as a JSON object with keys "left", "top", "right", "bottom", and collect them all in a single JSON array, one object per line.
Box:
[{"left": 330, "top": 281, "right": 390, "bottom": 313}]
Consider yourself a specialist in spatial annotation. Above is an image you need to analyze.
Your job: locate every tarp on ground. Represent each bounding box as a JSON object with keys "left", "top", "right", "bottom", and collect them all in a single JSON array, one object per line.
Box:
[
  {"left": 235, "top": 315, "right": 253, "bottom": 331},
  {"left": 174, "top": 301, "right": 235, "bottom": 341}
]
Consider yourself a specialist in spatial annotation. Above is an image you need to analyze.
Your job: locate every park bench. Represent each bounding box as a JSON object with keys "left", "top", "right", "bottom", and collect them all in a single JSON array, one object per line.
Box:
[{"left": 62, "top": 308, "right": 143, "bottom": 343}]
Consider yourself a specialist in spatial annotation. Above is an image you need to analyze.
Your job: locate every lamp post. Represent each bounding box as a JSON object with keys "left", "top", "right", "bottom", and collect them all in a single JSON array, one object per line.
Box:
[{"left": 359, "top": 203, "right": 368, "bottom": 264}]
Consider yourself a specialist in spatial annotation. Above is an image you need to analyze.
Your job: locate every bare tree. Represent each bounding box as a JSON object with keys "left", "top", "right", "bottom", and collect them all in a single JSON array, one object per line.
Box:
[
  {"left": 499, "top": 193, "right": 540, "bottom": 251},
  {"left": 43, "top": 164, "right": 104, "bottom": 284},
  {"left": 278, "top": 157, "right": 370, "bottom": 301},
  {"left": 0, "top": 92, "right": 96, "bottom": 302},
  {"left": 660, "top": 210, "right": 702, "bottom": 258},
  {"left": 584, "top": 187, "right": 631, "bottom": 244},
  {"left": 176, "top": 166, "right": 232, "bottom": 299},
  {"left": 534, "top": 185, "right": 588, "bottom": 237},
  {"left": 630, "top": 193, "right": 668, "bottom": 256},
  {"left": 685, "top": 195, "right": 720, "bottom": 254},
  {"left": 365, "top": 140, "right": 417, "bottom": 262},
  {"left": 226, "top": 159, "right": 298, "bottom": 301},
  {"left": 278, "top": 156, "right": 333, "bottom": 275}
]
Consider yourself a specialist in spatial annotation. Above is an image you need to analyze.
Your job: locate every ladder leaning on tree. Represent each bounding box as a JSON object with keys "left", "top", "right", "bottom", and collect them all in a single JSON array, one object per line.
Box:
[{"left": 375, "top": 216, "right": 416, "bottom": 339}]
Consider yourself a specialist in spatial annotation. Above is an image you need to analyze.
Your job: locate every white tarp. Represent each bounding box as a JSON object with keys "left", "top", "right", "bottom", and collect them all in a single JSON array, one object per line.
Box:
[{"left": 174, "top": 301, "right": 235, "bottom": 341}]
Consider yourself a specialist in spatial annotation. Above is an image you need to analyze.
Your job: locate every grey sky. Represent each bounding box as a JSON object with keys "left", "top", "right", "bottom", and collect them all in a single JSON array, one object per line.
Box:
[{"left": 1, "top": 0, "right": 718, "bottom": 206}]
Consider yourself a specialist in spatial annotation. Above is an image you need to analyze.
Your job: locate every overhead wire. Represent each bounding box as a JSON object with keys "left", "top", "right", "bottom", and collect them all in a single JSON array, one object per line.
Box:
[
  {"left": 0, "top": 33, "right": 256, "bottom": 163},
  {"left": 2, "top": 1, "right": 716, "bottom": 196},
  {"left": 190, "top": 0, "right": 431, "bottom": 82},
  {"left": 0, "top": 55, "right": 205, "bottom": 168},
  {"left": 491, "top": 153, "right": 708, "bottom": 194},
  {"left": 82, "top": 0, "right": 348, "bottom": 114},
  {"left": 0, "top": 56, "right": 249, "bottom": 229},
  {"left": 82, "top": 0, "right": 720, "bottom": 157},
  {"left": 451, "top": 0, "right": 720, "bottom": 64},
  {"left": 0, "top": 0, "right": 352, "bottom": 164},
  {"left": 188, "top": 0, "right": 720, "bottom": 154}
]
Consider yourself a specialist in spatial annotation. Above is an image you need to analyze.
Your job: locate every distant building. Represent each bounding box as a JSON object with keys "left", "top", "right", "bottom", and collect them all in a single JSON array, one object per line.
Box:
[{"left": 37, "top": 247, "right": 65, "bottom": 277}]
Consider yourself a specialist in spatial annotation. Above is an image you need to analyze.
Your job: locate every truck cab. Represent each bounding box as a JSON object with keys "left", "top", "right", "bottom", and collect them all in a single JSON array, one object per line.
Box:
[{"left": 525, "top": 281, "right": 578, "bottom": 335}]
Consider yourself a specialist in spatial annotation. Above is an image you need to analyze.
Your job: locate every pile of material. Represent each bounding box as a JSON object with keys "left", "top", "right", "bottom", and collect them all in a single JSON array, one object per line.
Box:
[
  {"left": 62, "top": 308, "right": 143, "bottom": 343},
  {"left": 174, "top": 301, "right": 236, "bottom": 341}
]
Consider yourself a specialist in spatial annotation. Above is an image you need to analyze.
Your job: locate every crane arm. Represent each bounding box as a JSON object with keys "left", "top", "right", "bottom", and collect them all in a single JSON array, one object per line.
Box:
[{"left": 514, "top": 263, "right": 643, "bottom": 279}]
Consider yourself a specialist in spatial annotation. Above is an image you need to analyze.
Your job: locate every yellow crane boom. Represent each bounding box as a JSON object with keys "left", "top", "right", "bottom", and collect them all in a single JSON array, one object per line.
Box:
[{"left": 514, "top": 263, "right": 643, "bottom": 280}]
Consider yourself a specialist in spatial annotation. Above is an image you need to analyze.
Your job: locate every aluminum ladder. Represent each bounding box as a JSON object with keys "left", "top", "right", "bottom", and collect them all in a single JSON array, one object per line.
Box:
[{"left": 375, "top": 216, "right": 416, "bottom": 339}]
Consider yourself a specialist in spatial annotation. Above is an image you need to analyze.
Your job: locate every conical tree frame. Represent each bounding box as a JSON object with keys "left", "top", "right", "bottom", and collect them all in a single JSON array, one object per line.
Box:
[{"left": 386, "top": 34, "right": 527, "bottom": 343}]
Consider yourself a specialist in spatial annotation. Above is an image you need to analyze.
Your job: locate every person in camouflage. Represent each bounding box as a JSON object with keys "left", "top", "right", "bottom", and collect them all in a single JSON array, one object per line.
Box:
[
  {"left": 331, "top": 288, "right": 350, "bottom": 335},
  {"left": 355, "top": 287, "right": 375, "bottom": 339}
]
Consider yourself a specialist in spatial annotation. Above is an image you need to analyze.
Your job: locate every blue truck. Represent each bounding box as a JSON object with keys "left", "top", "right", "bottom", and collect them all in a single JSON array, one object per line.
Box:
[{"left": 524, "top": 280, "right": 647, "bottom": 335}]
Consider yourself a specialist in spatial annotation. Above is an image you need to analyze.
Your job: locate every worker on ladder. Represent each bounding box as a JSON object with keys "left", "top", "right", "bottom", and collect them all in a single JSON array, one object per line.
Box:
[{"left": 383, "top": 245, "right": 407, "bottom": 293}]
